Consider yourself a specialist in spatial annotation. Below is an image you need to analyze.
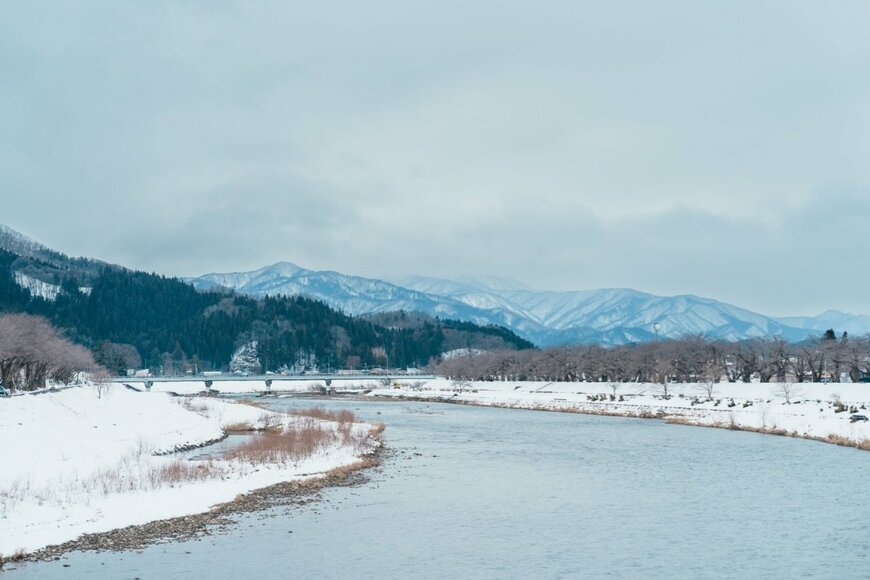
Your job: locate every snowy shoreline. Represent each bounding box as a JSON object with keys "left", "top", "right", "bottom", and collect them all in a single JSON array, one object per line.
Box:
[
  {"left": 0, "top": 385, "right": 381, "bottom": 560},
  {"left": 369, "top": 379, "right": 870, "bottom": 450}
]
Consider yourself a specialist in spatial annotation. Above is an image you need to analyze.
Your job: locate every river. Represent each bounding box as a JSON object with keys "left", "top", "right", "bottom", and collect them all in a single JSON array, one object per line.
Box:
[{"left": 10, "top": 398, "right": 870, "bottom": 579}]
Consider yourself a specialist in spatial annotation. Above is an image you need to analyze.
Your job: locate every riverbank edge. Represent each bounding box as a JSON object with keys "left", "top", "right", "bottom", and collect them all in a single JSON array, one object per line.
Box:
[
  {"left": 371, "top": 393, "right": 870, "bottom": 452},
  {"left": 664, "top": 415, "right": 870, "bottom": 451},
  {"left": 1, "top": 432, "right": 384, "bottom": 568}
]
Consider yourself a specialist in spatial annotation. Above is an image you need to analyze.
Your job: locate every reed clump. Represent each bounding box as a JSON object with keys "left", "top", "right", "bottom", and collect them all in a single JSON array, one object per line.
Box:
[
  {"left": 226, "top": 408, "right": 374, "bottom": 465},
  {"left": 223, "top": 421, "right": 260, "bottom": 432},
  {"left": 291, "top": 406, "right": 355, "bottom": 424}
]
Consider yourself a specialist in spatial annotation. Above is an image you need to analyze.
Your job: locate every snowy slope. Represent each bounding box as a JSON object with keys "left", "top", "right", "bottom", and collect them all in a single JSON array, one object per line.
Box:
[
  {"left": 0, "top": 224, "right": 50, "bottom": 258},
  {"left": 12, "top": 272, "right": 92, "bottom": 301}
]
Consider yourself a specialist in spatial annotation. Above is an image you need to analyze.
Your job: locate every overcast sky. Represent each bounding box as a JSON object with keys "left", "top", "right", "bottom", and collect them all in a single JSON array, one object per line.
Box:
[{"left": 2, "top": 1, "right": 869, "bottom": 316}]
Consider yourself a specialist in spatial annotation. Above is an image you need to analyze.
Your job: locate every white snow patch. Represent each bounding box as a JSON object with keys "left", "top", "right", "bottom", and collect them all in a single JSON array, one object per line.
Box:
[
  {"left": 12, "top": 272, "right": 91, "bottom": 301},
  {"left": 441, "top": 348, "right": 486, "bottom": 360},
  {"left": 0, "top": 385, "right": 378, "bottom": 556}
]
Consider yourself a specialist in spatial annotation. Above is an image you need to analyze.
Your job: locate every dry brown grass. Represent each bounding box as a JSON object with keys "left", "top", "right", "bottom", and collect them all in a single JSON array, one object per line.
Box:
[
  {"left": 825, "top": 434, "right": 870, "bottom": 450},
  {"left": 825, "top": 433, "right": 852, "bottom": 446},
  {"left": 149, "top": 460, "right": 222, "bottom": 486},
  {"left": 326, "top": 455, "right": 380, "bottom": 480},
  {"left": 90, "top": 457, "right": 224, "bottom": 495},
  {"left": 0, "top": 548, "right": 27, "bottom": 566},
  {"left": 224, "top": 406, "right": 383, "bottom": 465},
  {"left": 226, "top": 421, "right": 368, "bottom": 465},
  {"left": 224, "top": 421, "right": 260, "bottom": 432},
  {"left": 291, "top": 406, "right": 356, "bottom": 424}
]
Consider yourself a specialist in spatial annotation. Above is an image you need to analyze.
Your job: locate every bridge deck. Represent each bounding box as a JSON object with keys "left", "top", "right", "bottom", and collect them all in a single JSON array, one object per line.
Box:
[{"left": 118, "top": 374, "right": 436, "bottom": 383}]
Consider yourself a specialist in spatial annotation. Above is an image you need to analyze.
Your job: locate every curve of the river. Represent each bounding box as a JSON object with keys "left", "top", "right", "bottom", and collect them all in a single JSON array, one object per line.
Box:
[{"left": 11, "top": 398, "right": 870, "bottom": 579}]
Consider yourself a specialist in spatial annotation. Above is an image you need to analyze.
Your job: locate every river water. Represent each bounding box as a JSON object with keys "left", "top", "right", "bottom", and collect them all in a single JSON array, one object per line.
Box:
[{"left": 11, "top": 398, "right": 870, "bottom": 579}]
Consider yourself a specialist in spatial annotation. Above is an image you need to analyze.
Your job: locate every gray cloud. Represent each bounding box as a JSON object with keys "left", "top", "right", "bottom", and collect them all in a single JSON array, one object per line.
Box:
[{"left": 2, "top": 0, "right": 870, "bottom": 316}]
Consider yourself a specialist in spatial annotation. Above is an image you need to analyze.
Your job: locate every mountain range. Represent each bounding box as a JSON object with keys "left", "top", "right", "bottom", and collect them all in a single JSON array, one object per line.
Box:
[
  {"left": 3, "top": 222, "right": 864, "bottom": 349},
  {"left": 0, "top": 225, "right": 533, "bottom": 371},
  {"left": 190, "top": 262, "right": 870, "bottom": 346}
]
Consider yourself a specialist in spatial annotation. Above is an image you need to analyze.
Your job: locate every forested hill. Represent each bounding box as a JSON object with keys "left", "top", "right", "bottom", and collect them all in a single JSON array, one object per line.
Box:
[{"left": 0, "top": 247, "right": 533, "bottom": 374}]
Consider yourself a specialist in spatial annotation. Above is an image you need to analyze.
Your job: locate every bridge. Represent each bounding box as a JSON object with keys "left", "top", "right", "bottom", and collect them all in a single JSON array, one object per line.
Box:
[{"left": 118, "top": 373, "right": 437, "bottom": 393}]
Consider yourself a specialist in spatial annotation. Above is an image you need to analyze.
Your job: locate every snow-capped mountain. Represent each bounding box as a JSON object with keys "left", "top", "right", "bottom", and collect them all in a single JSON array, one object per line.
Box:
[
  {"left": 191, "top": 263, "right": 863, "bottom": 346},
  {"left": 399, "top": 277, "right": 813, "bottom": 345},
  {"left": 190, "top": 264, "right": 512, "bottom": 327},
  {"left": 192, "top": 262, "right": 306, "bottom": 294},
  {"left": 777, "top": 310, "right": 870, "bottom": 336}
]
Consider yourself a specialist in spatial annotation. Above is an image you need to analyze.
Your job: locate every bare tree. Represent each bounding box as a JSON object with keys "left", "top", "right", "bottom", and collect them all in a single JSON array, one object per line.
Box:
[
  {"left": 787, "top": 353, "right": 809, "bottom": 383},
  {"left": 697, "top": 359, "right": 720, "bottom": 400},
  {"left": 607, "top": 380, "right": 621, "bottom": 399},
  {"left": 427, "top": 335, "right": 863, "bottom": 388},
  {"left": 91, "top": 367, "right": 113, "bottom": 399},
  {"left": 801, "top": 345, "right": 826, "bottom": 383},
  {"left": 0, "top": 314, "right": 98, "bottom": 391},
  {"left": 653, "top": 346, "right": 676, "bottom": 399},
  {"left": 776, "top": 382, "right": 802, "bottom": 404},
  {"left": 94, "top": 341, "right": 142, "bottom": 376},
  {"left": 452, "top": 379, "right": 471, "bottom": 393}
]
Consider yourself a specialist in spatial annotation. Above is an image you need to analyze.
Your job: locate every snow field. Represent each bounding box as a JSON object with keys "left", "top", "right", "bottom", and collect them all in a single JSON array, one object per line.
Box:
[{"left": 0, "top": 385, "right": 380, "bottom": 556}]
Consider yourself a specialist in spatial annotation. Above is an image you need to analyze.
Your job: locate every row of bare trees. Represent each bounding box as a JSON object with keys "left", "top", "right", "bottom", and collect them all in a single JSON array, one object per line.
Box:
[
  {"left": 431, "top": 334, "right": 870, "bottom": 384},
  {"left": 0, "top": 314, "right": 98, "bottom": 391}
]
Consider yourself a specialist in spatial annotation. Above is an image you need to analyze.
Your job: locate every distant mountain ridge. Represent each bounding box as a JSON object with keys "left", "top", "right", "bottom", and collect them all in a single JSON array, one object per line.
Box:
[
  {"left": 777, "top": 310, "right": 870, "bottom": 336},
  {"left": 191, "top": 263, "right": 870, "bottom": 346},
  {"left": 5, "top": 221, "right": 862, "bottom": 348},
  {"left": 0, "top": 224, "right": 533, "bottom": 371},
  {"left": 190, "top": 263, "right": 513, "bottom": 331}
]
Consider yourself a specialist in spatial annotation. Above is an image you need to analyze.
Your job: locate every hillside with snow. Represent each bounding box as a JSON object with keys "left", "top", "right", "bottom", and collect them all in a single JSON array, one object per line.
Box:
[
  {"left": 191, "top": 263, "right": 511, "bottom": 327},
  {"left": 192, "top": 264, "right": 865, "bottom": 346}
]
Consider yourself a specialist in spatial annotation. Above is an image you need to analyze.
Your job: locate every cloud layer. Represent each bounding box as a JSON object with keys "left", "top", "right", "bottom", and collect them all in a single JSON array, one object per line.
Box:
[{"left": 2, "top": 1, "right": 869, "bottom": 315}]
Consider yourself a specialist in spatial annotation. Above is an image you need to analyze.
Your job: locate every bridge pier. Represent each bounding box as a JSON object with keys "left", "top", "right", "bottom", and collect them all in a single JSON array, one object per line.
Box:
[{"left": 265, "top": 379, "right": 273, "bottom": 390}]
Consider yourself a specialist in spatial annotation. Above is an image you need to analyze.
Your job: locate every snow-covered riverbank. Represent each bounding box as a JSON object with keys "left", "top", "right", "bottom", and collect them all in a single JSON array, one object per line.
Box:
[
  {"left": 371, "top": 379, "right": 870, "bottom": 449},
  {"left": 0, "top": 385, "right": 380, "bottom": 558}
]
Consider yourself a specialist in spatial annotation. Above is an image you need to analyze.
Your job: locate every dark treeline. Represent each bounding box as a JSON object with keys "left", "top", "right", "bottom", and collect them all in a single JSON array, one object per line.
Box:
[
  {"left": 0, "top": 249, "right": 532, "bottom": 375},
  {"left": 433, "top": 331, "right": 869, "bottom": 384}
]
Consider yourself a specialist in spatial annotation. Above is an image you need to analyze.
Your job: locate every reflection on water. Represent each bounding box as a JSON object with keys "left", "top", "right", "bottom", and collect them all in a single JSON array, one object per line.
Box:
[{"left": 11, "top": 398, "right": 870, "bottom": 579}]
